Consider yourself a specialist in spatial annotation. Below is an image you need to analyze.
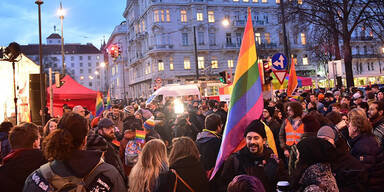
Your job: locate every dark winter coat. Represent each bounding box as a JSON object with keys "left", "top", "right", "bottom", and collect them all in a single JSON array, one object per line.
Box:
[
  {"left": 0, "top": 131, "right": 11, "bottom": 162},
  {"left": 196, "top": 131, "right": 222, "bottom": 171},
  {"left": 349, "top": 133, "right": 384, "bottom": 191},
  {"left": 23, "top": 150, "right": 126, "bottom": 192},
  {"left": 297, "top": 163, "right": 339, "bottom": 192},
  {"left": 0, "top": 149, "right": 46, "bottom": 192},
  {"left": 220, "top": 147, "right": 288, "bottom": 192},
  {"left": 161, "top": 156, "right": 210, "bottom": 192},
  {"left": 371, "top": 116, "right": 384, "bottom": 148}
]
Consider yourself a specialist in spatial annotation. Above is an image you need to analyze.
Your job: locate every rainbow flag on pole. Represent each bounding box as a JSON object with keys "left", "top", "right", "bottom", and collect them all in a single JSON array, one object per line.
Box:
[
  {"left": 210, "top": 8, "right": 264, "bottom": 179},
  {"left": 287, "top": 57, "right": 298, "bottom": 96},
  {"left": 95, "top": 91, "right": 104, "bottom": 117},
  {"left": 106, "top": 90, "right": 112, "bottom": 110}
]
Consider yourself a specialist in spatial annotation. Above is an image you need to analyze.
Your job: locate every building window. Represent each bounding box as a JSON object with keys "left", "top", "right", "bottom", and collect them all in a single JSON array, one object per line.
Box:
[
  {"left": 198, "top": 32, "right": 205, "bottom": 45},
  {"left": 208, "top": 11, "right": 215, "bottom": 23},
  {"left": 236, "top": 33, "right": 242, "bottom": 46},
  {"left": 169, "top": 57, "right": 174, "bottom": 70},
  {"left": 211, "top": 57, "right": 218, "bottom": 68},
  {"left": 300, "top": 33, "right": 306, "bottom": 45},
  {"left": 96, "top": 62, "right": 99, "bottom": 67},
  {"left": 96, "top": 56, "right": 100, "bottom": 60},
  {"left": 88, "top": 56, "right": 91, "bottom": 60},
  {"left": 226, "top": 33, "right": 232, "bottom": 45},
  {"left": 253, "top": 0, "right": 259, "bottom": 2},
  {"left": 80, "top": 69, "right": 83, "bottom": 74},
  {"left": 371, "top": 62, "right": 374, "bottom": 70},
  {"left": 209, "top": 33, "right": 216, "bottom": 45},
  {"left": 145, "top": 63, "right": 151, "bottom": 74},
  {"left": 142, "top": 20, "right": 146, "bottom": 31},
  {"left": 88, "top": 69, "right": 91, "bottom": 73},
  {"left": 182, "top": 33, "right": 188, "bottom": 46},
  {"left": 302, "top": 56, "right": 308, "bottom": 65},
  {"left": 243, "top": 0, "right": 249, "bottom": 2},
  {"left": 198, "top": 56, "right": 205, "bottom": 69},
  {"left": 158, "top": 60, "right": 164, "bottom": 71},
  {"left": 154, "top": 10, "right": 159, "bottom": 22},
  {"left": 255, "top": 33, "right": 261, "bottom": 45},
  {"left": 298, "top": 0, "right": 303, "bottom": 4},
  {"left": 265, "top": 33, "right": 271, "bottom": 44},
  {"left": 71, "top": 56, "right": 74, "bottom": 61},
  {"left": 197, "top": 12, "right": 203, "bottom": 21},
  {"left": 233, "top": 0, "right": 239, "bottom": 2},
  {"left": 89, "top": 82, "right": 92, "bottom": 87},
  {"left": 262, "top": 0, "right": 267, "bottom": 2},
  {"left": 276, "top": 0, "right": 280, "bottom": 3},
  {"left": 181, "top": 10, "right": 187, "bottom": 22},
  {"left": 79, "top": 56, "right": 83, "bottom": 60},
  {"left": 166, "top": 10, "right": 170, "bottom": 22},
  {"left": 160, "top": 10, "right": 165, "bottom": 22},
  {"left": 228, "top": 60, "right": 234, "bottom": 68},
  {"left": 184, "top": 57, "right": 191, "bottom": 69},
  {"left": 71, "top": 63, "right": 74, "bottom": 67},
  {"left": 88, "top": 63, "right": 92, "bottom": 67},
  {"left": 80, "top": 63, "right": 83, "bottom": 67}
]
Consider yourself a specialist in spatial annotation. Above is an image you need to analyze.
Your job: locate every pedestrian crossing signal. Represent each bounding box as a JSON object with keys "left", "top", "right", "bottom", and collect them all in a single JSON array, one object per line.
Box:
[{"left": 219, "top": 71, "right": 227, "bottom": 83}]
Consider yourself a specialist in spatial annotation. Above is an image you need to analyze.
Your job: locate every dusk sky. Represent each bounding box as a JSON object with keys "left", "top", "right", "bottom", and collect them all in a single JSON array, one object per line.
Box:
[{"left": 0, "top": 0, "right": 126, "bottom": 49}]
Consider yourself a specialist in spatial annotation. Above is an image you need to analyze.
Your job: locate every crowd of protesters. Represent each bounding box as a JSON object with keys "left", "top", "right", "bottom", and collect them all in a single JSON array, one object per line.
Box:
[{"left": 0, "top": 84, "right": 383, "bottom": 191}]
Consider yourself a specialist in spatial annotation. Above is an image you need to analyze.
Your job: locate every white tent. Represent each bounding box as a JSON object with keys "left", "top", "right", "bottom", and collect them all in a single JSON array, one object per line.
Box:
[
  {"left": 146, "top": 84, "right": 201, "bottom": 104},
  {"left": 0, "top": 53, "right": 39, "bottom": 123}
]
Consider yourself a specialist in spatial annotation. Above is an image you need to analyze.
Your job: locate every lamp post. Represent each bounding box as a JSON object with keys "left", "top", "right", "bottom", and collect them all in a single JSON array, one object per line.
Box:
[
  {"left": 35, "top": 0, "right": 45, "bottom": 125},
  {"left": 57, "top": 2, "right": 66, "bottom": 75}
]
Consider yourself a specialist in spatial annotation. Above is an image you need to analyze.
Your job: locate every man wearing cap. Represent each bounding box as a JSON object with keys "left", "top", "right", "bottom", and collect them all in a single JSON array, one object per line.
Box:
[
  {"left": 92, "top": 118, "right": 127, "bottom": 185},
  {"left": 220, "top": 120, "right": 287, "bottom": 192},
  {"left": 317, "top": 125, "right": 368, "bottom": 192}
]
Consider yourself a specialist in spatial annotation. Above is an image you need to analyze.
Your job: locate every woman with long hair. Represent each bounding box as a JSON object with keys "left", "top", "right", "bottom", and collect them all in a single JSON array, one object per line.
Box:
[
  {"left": 42, "top": 118, "right": 58, "bottom": 137},
  {"left": 23, "top": 112, "right": 126, "bottom": 192},
  {"left": 129, "top": 139, "right": 169, "bottom": 192},
  {"left": 168, "top": 137, "right": 209, "bottom": 192}
]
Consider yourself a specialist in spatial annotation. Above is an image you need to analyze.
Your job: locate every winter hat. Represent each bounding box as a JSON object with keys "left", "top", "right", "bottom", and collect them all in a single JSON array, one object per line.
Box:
[
  {"left": 353, "top": 92, "right": 361, "bottom": 99},
  {"left": 317, "top": 126, "right": 336, "bottom": 140},
  {"left": 318, "top": 93, "right": 325, "bottom": 101},
  {"left": 143, "top": 118, "right": 155, "bottom": 130},
  {"left": 97, "top": 118, "right": 114, "bottom": 131},
  {"left": 244, "top": 120, "right": 266, "bottom": 138},
  {"left": 297, "top": 137, "right": 336, "bottom": 166},
  {"left": 302, "top": 114, "right": 320, "bottom": 133},
  {"left": 86, "top": 133, "right": 108, "bottom": 152},
  {"left": 227, "top": 175, "right": 266, "bottom": 192}
]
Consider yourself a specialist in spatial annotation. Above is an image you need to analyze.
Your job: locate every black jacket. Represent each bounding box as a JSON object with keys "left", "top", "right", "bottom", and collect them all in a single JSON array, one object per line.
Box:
[
  {"left": 196, "top": 131, "right": 222, "bottom": 171},
  {"left": 220, "top": 147, "right": 288, "bottom": 192},
  {"left": 0, "top": 149, "right": 46, "bottom": 192},
  {"left": 166, "top": 156, "right": 210, "bottom": 192},
  {"left": 23, "top": 150, "right": 126, "bottom": 192}
]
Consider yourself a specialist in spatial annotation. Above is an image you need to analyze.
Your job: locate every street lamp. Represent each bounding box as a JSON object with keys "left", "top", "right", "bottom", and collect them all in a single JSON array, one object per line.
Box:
[
  {"left": 36, "top": 0, "right": 45, "bottom": 125},
  {"left": 57, "top": 2, "right": 66, "bottom": 75},
  {"left": 222, "top": 19, "right": 230, "bottom": 27}
]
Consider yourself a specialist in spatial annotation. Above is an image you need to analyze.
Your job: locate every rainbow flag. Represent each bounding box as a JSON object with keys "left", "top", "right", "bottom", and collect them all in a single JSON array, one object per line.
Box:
[
  {"left": 106, "top": 90, "right": 112, "bottom": 110},
  {"left": 287, "top": 57, "right": 298, "bottom": 96},
  {"left": 135, "top": 130, "right": 146, "bottom": 143},
  {"left": 210, "top": 8, "right": 264, "bottom": 179},
  {"left": 95, "top": 91, "right": 104, "bottom": 117}
]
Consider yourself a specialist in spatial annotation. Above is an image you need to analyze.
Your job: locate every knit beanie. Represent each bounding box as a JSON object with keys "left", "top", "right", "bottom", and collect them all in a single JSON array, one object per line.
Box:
[
  {"left": 244, "top": 120, "right": 266, "bottom": 138},
  {"left": 297, "top": 137, "right": 336, "bottom": 166},
  {"left": 86, "top": 133, "right": 108, "bottom": 152},
  {"left": 144, "top": 118, "right": 155, "bottom": 130},
  {"left": 317, "top": 126, "right": 336, "bottom": 140}
]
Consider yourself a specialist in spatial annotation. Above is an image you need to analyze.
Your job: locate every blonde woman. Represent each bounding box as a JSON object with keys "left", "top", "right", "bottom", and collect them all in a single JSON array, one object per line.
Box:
[{"left": 128, "top": 139, "right": 169, "bottom": 192}]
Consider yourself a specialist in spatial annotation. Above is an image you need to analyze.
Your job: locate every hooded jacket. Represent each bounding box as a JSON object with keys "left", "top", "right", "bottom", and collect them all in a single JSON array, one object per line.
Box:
[
  {"left": 23, "top": 150, "right": 126, "bottom": 192},
  {"left": 196, "top": 131, "right": 221, "bottom": 171},
  {"left": 0, "top": 149, "right": 46, "bottom": 192}
]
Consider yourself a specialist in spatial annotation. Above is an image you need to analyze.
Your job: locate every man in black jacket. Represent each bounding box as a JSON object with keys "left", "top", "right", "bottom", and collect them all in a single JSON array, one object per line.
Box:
[
  {"left": 220, "top": 120, "right": 287, "bottom": 192},
  {"left": 90, "top": 118, "right": 127, "bottom": 185},
  {"left": 196, "top": 113, "right": 222, "bottom": 172},
  {"left": 0, "top": 123, "right": 47, "bottom": 192}
]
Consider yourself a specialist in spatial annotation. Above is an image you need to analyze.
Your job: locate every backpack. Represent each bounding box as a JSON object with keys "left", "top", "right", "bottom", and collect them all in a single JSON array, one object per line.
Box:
[
  {"left": 124, "top": 140, "right": 142, "bottom": 166},
  {"left": 40, "top": 159, "right": 104, "bottom": 192}
]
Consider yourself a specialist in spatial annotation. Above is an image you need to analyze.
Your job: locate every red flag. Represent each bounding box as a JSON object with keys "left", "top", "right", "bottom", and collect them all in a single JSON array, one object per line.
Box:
[{"left": 287, "top": 57, "right": 298, "bottom": 96}]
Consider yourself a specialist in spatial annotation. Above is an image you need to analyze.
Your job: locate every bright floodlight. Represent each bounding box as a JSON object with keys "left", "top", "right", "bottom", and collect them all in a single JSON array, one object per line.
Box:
[
  {"left": 100, "top": 62, "right": 106, "bottom": 67},
  {"left": 57, "top": 8, "right": 66, "bottom": 17},
  {"left": 222, "top": 19, "right": 230, "bottom": 27},
  {"left": 174, "top": 99, "right": 184, "bottom": 114},
  {"left": 94, "top": 71, "right": 99, "bottom": 75}
]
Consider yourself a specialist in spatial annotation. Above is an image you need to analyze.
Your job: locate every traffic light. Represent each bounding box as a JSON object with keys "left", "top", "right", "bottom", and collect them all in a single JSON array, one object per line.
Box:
[
  {"left": 109, "top": 44, "right": 120, "bottom": 60},
  {"left": 219, "top": 71, "right": 227, "bottom": 83},
  {"left": 263, "top": 60, "right": 273, "bottom": 84}
]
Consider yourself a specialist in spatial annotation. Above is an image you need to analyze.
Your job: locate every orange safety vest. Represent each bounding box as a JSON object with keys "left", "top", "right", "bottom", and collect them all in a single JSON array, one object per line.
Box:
[{"left": 285, "top": 119, "right": 304, "bottom": 146}]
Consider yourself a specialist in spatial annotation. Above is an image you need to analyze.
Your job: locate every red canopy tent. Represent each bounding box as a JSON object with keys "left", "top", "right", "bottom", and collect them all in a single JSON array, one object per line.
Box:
[{"left": 47, "top": 75, "right": 97, "bottom": 117}]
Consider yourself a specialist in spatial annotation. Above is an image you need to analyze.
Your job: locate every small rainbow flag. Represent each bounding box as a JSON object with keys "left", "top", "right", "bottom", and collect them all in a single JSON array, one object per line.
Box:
[
  {"left": 210, "top": 8, "right": 264, "bottom": 179},
  {"left": 95, "top": 91, "right": 104, "bottom": 117},
  {"left": 135, "top": 130, "right": 146, "bottom": 143},
  {"left": 106, "top": 90, "right": 112, "bottom": 110}
]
